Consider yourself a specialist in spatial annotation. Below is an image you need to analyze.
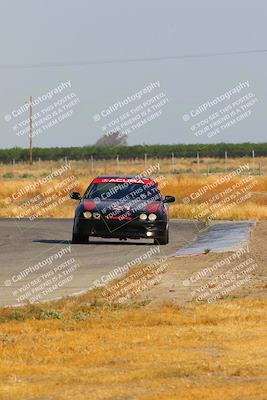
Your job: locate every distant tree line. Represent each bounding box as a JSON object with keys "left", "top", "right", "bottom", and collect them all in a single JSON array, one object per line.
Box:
[{"left": 0, "top": 143, "right": 266, "bottom": 163}]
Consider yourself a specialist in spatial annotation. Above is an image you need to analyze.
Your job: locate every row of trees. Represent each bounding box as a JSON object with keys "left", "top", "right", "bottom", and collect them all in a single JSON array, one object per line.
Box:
[{"left": 0, "top": 143, "right": 267, "bottom": 163}]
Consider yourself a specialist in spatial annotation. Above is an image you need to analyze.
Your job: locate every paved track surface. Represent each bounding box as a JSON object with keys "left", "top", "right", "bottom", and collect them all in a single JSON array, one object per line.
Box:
[
  {"left": 174, "top": 221, "right": 255, "bottom": 256},
  {"left": 0, "top": 218, "right": 203, "bottom": 306}
]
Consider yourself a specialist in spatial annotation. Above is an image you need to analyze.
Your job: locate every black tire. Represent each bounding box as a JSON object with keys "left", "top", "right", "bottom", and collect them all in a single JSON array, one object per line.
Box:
[
  {"left": 154, "top": 227, "right": 169, "bottom": 245},
  {"left": 72, "top": 231, "right": 88, "bottom": 244}
]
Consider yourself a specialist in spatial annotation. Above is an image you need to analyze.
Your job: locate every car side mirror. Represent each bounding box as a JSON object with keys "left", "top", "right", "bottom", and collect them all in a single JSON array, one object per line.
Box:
[
  {"left": 70, "top": 192, "right": 82, "bottom": 200},
  {"left": 164, "top": 195, "right": 175, "bottom": 203}
]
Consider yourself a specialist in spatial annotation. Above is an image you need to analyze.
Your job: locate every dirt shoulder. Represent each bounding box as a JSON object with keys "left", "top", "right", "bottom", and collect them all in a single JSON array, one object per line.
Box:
[{"left": 137, "top": 221, "right": 267, "bottom": 305}]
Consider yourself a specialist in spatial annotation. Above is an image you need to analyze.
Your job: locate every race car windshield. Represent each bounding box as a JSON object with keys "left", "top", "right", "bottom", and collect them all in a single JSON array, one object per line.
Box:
[{"left": 85, "top": 182, "right": 161, "bottom": 201}]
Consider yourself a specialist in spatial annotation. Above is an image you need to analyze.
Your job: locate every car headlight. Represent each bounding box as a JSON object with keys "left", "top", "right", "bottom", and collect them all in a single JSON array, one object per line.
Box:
[
  {"left": 139, "top": 213, "right": 147, "bottom": 220},
  {"left": 148, "top": 213, "right": 157, "bottom": 221},
  {"left": 83, "top": 211, "right": 92, "bottom": 219},
  {"left": 93, "top": 212, "right": 101, "bottom": 220}
]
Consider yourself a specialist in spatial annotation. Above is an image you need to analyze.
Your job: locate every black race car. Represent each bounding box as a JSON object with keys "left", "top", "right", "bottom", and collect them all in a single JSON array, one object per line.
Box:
[{"left": 70, "top": 176, "right": 175, "bottom": 245}]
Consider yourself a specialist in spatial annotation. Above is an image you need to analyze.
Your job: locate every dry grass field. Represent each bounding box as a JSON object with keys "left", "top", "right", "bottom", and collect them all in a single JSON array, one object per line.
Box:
[
  {"left": 0, "top": 296, "right": 267, "bottom": 400},
  {"left": 0, "top": 157, "right": 266, "bottom": 220}
]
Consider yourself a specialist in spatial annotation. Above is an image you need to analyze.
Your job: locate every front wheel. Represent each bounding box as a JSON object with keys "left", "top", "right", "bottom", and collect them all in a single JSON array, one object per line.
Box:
[
  {"left": 154, "top": 227, "right": 169, "bottom": 245},
  {"left": 72, "top": 231, "right": 88, "bottom": 244}
]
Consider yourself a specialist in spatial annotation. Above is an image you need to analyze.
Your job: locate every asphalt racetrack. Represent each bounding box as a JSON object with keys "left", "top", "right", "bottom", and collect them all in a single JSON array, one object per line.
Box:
[{"left": 0, "top": 218, "right": 203, "bottom": 306}]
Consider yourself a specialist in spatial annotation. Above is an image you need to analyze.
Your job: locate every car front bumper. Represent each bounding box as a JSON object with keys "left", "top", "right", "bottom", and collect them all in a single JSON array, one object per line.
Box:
[{"left": 74, "top": 217, "right": 167, "bottom": 239}]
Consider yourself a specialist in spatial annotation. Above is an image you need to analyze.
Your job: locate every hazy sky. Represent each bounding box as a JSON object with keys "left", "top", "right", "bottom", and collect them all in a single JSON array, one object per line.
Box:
[{"left": 0, "top": 0, "right": 266, "bottom": 148}]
